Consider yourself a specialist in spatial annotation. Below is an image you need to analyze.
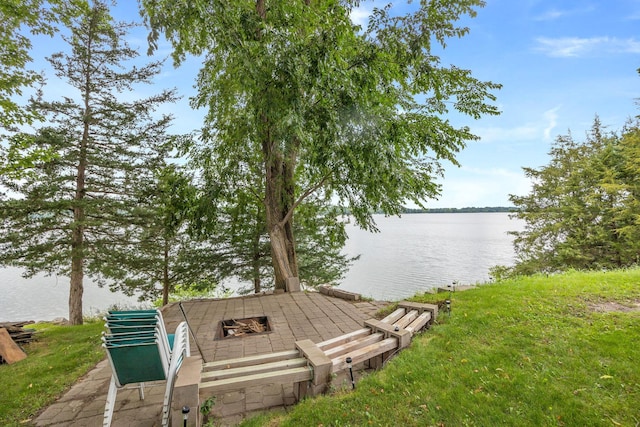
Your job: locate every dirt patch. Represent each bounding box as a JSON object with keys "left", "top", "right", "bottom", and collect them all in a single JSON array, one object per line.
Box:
[{"left": 588, "top": 300, "right": 640, "bottom": 313}]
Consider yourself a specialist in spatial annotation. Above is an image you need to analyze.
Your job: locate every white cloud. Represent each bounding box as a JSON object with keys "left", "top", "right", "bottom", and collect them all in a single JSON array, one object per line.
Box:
[
  {"left": 350, "top": 6, "right": 372, "bottom": 29},
  {"left": 535, "top": 8, "right": 569, "bottom": 20},
  {"left": 542, "top": 106, "right": 560, "bottom": 140},
  {"left": 533, "top": 5, "right": 595, "bottom": 21},
  {"left": 474, "top": 106, "right": 562, "bottom": 144},
  {"left": 430, "top": 167, "right": 531, "bottom": 208},
  {"left": 534, "top": 36, "right": 640, "bottom": 57}
]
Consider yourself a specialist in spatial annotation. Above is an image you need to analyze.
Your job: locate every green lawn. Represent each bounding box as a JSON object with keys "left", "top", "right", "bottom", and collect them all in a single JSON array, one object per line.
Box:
[
  {"left": 0, "top": 320, "right": 104, "bottom": 426},
  {"left": 242, "top": 269, "right": 640, "bottom": 427},
  {"left": 2, "top": 270, "right": 639, "bottom": 427}
]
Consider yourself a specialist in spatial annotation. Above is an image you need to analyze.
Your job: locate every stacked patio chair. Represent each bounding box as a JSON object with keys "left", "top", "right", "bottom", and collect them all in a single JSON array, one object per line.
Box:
[{"left": 102, "top": 309, "right": 190, "bottom": 427}]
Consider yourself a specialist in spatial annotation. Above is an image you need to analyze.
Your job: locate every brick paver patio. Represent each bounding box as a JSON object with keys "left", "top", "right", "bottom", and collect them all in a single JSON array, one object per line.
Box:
[{"left": 33, "top": 291, "right": 389, "bottom": 427}]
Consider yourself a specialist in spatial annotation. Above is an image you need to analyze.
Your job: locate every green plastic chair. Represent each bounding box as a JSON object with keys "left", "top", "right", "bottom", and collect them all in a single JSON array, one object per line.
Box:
[{"left": 102, "top": 309, "right": 190, "bottom": 427}]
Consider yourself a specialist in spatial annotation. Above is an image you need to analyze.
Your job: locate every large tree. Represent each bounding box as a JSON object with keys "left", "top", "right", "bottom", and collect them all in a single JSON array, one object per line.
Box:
[
  {"left": 0, "top": 1, "right": 177, "bottom": 324},
  {"left": 508, "top": 117, "right": 640, "bottom": 275},
  {"left": 142, "top": 0, "right": 500, "bottom": 290},
  {"left": 187, "top": 140, "right": 355, "bottom": 294}
]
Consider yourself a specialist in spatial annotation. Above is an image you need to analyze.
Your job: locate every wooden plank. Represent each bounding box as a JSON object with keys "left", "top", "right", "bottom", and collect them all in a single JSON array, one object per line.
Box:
[
  {"left": 316, "top": 328, "right": 372, "bottom": 351},
  {"left": 331, "top": 337, "right": 398, "bottom": 373},
  {"left": 393, "top": 310, "right": 419, "bottom": 329},
  {"left": 380, "top": 308, "right": 405, "bottom": 324},
  {"left": 405, "top": 312, "right": 431, "bottom": 334},
  {"left": 199, "top": 366, "right": 313, "bottom": 394},
  {"left": 201, "top": 358, "right": 307, "bottom": 381},
  {"left": 324, "top": 333, "right": 384, "bottom": 359},
  {"left": 202, "top": 350, "right": 300, "bottom": 372},
  {"left": 0, "top": 328, "right": 27, "bottom": 364}
]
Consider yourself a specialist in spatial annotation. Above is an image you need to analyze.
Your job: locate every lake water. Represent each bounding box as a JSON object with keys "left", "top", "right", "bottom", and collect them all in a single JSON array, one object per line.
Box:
[
  {"left": 0, "top": 212, "right": 523, "bottom": 321},
  {"left": 339, "top": 212, "right": 524, "bottom": 300}
]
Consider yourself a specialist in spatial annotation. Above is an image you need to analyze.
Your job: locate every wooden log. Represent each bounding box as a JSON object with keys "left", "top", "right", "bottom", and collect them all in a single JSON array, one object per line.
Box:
[
  {"left": 405, "top": 312, "right": 432, "bottom": 334},
  {"left": 201, "top": 358, "right": 307, "bottom": 381},
  {"left": 202, "top": 350, "right": 300, "bottom": 372},
  {"left": 380, "top": 308, "right": 405, "bottom": 324},
  {"left": 199, "top": 366, "right": 312, "bottom": 394},
  {"left": 330, "top": 337, "right": 398, "bottom": 373},
  {"left": 0, "top": 328, "right": 27, "bottom": 364},
  {"left": 0, "top": 321, "right": 37, "bottom": 345},
  {"left": 393, "top": 310, "right": 419, "bottom": 329},
  {"left": 323, "top": 332, "right": 384, "bottom": 359},
  {"left": 316, "top": 328, "right": 371, "bottom": 351}
]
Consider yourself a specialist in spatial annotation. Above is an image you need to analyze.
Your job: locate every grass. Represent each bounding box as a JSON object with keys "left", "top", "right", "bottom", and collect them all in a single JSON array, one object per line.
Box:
[
  {"left": 1, "top": 270, "right": 639, "bottom": 427},
  {"left": 241, "top": 268, "right": 640, "bottom": 427},
  {"left": 0, "top": 320, "right": 104, "bottom": 426}
]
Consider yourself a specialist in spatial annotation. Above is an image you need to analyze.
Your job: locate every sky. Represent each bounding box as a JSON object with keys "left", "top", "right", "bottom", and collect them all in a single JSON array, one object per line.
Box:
[{"left": 25, "top": 0, "right": 640, "bottom": 209}]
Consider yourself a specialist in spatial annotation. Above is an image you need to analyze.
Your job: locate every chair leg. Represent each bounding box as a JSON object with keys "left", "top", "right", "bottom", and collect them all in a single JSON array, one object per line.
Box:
[
  {"left": 138, "top": 382, "right": 145, "bottom": 400},
  {"left": 161, "top": 373, "right": 176, "bottom": 427},
  {"left": 161, "top": 321, "right": 189, "bottom": 427},
  {"left": 103, "top": 375, "right": 118, "bottom": 427}
]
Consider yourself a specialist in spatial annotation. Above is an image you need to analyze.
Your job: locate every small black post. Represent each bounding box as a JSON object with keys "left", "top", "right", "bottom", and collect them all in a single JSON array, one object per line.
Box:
[
  {"left": 182, "top": 405, "right": 190, "bottom": 427},
  {"left": 445, "top": 299, "right": 451, "bottom": 316},
  {"left": 346, "top": 356, "right": 355, "bottom": 389}
]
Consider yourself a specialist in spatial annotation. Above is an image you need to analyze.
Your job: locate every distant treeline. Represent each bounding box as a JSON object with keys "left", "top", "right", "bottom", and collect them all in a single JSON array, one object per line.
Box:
[
  {"left": 402, "top": 206, "right": 516, "bottom": 214},
  {"left": 338, "top": 206, "right": 517, "bottom": 215}
]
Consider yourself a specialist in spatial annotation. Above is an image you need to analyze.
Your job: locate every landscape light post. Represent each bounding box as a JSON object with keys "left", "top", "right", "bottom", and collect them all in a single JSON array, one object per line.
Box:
[
  {"left": 346, "top": 356, "right": 355, "bottom": 389},
  {"left": 182, "top": 406, "right": 190, "bottom": 427}
]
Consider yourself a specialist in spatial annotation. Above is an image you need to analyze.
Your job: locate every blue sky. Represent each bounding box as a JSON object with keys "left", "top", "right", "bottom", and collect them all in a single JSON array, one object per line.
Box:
[{"left": 28, "top": 0, "right": 640, "bottom": 208}]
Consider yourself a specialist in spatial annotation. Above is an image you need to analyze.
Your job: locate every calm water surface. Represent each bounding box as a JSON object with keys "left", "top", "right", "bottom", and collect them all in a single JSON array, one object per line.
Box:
[
  {"left": 339, "top": 212, "right": 523, "bottom": 300},
  {"left": 0, "top": 213, "right": 522, "bottom": 321},
  {"left": 0, "top": 268, "right": 144, "bottom": 322}
]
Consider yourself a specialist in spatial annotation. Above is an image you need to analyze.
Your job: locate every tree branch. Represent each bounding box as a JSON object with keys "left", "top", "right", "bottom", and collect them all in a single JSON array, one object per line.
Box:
[{"left": 278, "top": 173, "right": 330, "bottom": 228}]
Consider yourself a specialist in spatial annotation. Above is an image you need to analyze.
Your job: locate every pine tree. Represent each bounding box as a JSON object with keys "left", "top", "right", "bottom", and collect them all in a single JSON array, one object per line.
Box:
[{"left": 0, "top": 1, "right": 177, "bottom": 324}]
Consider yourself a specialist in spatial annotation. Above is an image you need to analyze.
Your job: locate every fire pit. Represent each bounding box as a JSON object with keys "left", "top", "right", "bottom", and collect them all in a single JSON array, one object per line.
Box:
[{"left": 216, "top": 316, "right": 272, "bottom": 339}]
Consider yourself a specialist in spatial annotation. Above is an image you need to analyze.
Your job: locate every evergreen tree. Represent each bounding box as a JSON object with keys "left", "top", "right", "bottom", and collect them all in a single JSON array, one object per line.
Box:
[
  {"left": 509, "top": 117, "right": 640, "bottom": 275},
  {"left": 0, "top": 1, "right": 177, "bottom": 324},
  {"left": 105, "top": 164, "right": 221, "bottom": 306}
]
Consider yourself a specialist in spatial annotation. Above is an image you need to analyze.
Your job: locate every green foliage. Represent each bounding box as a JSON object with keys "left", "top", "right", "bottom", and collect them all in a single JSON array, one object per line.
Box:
[
  {"left": 104, "top": 164, "right": 223, "bottom": 305},
  {"left": 0, "top": 320, "right": 104, "bottom": 426},
  {"left": 0, "top": 0, "right": 87, "bottom": 130},
  {"left": 187, "top": 142, "right": 356, "bottom": 294},
  {"left": 0, "top": 1, "right": 179, "bottom": 322},
  {"left": 509, "top": 117, "right": 640, "bottom": 276},
  {"left": 141, "top": 0, "right": 501, "bottom": 286},
  {"left": 245, "top": 269, "right": 640, "bottom": 427}
]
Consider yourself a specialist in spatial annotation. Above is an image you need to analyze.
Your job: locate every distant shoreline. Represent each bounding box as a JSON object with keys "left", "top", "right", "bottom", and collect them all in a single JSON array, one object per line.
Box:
[{"left": 402, "top": 206, "right": 516, "bottom": 214}]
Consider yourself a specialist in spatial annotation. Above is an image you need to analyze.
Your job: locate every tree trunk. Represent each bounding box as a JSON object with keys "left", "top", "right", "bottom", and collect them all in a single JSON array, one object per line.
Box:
[
  {"left": 69, "top": 113, "right": 89, "bottom": 325},
  {"left": 256, "top": 0, "right": 300, "bottom": 290},
  {"left": 69, "top": 247, "right": 84, "bottom": 325},
  {"left": 263, "top": 133, "right": 298, "bottom": 290}
]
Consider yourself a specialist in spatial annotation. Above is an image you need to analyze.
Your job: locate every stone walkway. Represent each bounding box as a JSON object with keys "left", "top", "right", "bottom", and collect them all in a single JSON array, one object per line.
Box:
[{"left": 32, "top": 292, "right": 389, "bottom": 427}]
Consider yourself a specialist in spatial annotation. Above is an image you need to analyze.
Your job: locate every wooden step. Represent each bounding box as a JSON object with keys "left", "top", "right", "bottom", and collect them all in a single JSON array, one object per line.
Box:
[
  {"left": 316, "top": 328, "right": 371, "bottom": 352},
  {"left": 380, "top": 308, "right": 406, "bottom": 324},
  {"left": 330, "top": 337, "right": 398, "bottom": 373},
  {"left": 393, "top": 310, "right": 419, "bottom": 329},
  {"left": 202, "top": 349, "right": 300, "bottom": 372},
  {"left": 323, "top": 332, "right": 384, "bottom": 360},
  {"left": 405, "top": 312, "right": 432, "bottom": 334},
  {"left": 199, "top": 366, "right": 312, "bottom": 394},
  {"left": 201, "top": 358, "right": 307, "bottom": 381}
]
